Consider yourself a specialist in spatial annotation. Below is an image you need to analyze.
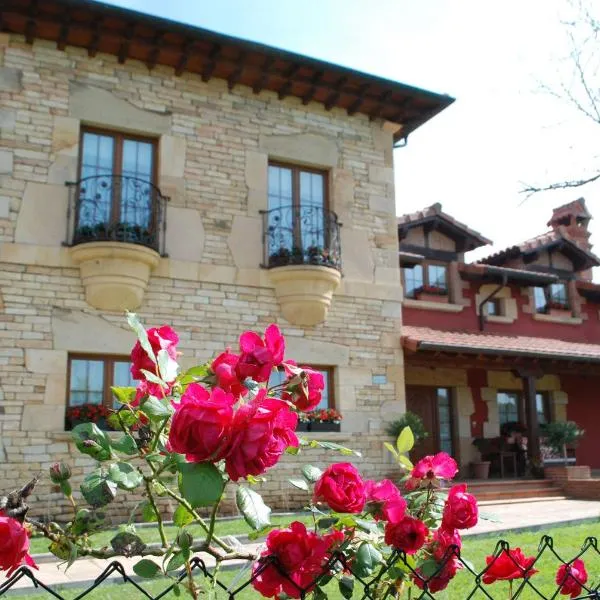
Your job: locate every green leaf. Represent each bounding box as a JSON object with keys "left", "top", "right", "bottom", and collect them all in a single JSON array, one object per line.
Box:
[
  {"left": 236, "top": 486, "right": 272, "bottom": 531},
  {"left": 396, "top": 426, "right": 415, "bottom": 454},
  {"left": 70, "top": 508, "right": 104, "bottom": 535},
  {"left": 80, "top": 470, "right": 117, "bottom": 507},
  {"left": 72, "top": 422, "right": 114, "bottom": 462},
  {"left": 133, "top": 559, "right": 160, "bottom": 579},
  {"left": 317, "top": 517, "right": 337, "bottom": 530},
  {"left": 178, "top": 462, "right": 224, "bottom": 508},
  {"left": 166, "top": 551, "right": 187, "bottom": 573},
  {"left": 301, "top": 464, "right": 323, "bottom": 483},
  {"left": 384, "top": 442, "right": 398, "bottom": 457},
  {"left": 141, "top": 396, "right": 173, "bottom": 420},
  {"left": 418, "top": 559, "right": 441, "bottom": 578},
  {"left": 354, "top": 542, "right": 383, "bottom": 578},
  {"left": 339, "top": 576, "right": 354, "bottom": 599},
  {"left": 108, "top": 462, "right": 143, "bottom": 491},
  {"left": 288, "top": 478, "right": 309, "bottom": 491},
  {"left": 173, "top": 504, "right": 195, "bottom": 527},
  {"left": 313, "top": 588, "right": 328, "bottom": 600},
  {"left": 398, "top": 454, "right": 413, "bottom": 470},
  {"left": 141, "top": 501, "right": 158, "bottom": 523},
  {"left": 179, "top": 364, "right": 210, "bottom": 385},
  {"left": 126, "top": 312, "right": 157, "bottom": 366},
  {"left": 111, "top": 531, "right": 146, "bottom": 556},
  {"left": 141, "top": 369, "right": 167, "bottom": 387},
  {"left": 172, "top": 584, "right": 181, "bottom": 597},
  {"left": 157, "top": 349, "right": 178, "bottom": 383},
  {"left": 111, "top": 434, "right": 138, "bottom": 456},
  {"left": 303, "top": 439, "right": 362, "bottom": 457},
  {"left": 111, "top": 386, "right": 137, "bottom": 405},
  {"left": 108, "top": 411, "right": 140, "bottom": 430}
]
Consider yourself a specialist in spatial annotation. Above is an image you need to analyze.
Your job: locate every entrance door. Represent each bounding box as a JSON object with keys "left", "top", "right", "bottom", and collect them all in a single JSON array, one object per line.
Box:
[{"left": 406, "top": 386, "right": 455, "bottom": 462}]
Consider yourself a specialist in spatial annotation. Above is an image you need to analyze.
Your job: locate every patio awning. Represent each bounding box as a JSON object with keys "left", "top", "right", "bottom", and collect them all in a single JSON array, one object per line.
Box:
[{"left": 402, "top": 326, "right": 600, "bottom": 364}]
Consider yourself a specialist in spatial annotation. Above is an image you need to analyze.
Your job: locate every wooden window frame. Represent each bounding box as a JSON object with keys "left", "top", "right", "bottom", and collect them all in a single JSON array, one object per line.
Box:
[
  {"left": 535, "top": 391, "right": 551, "bottom": 425},
  {"left": 67, "top": 353, "right": 132, "bottom": 410},
  {"left": 497, "top": 390, "right": 522, "bottom": 426},
  {"left": 401, "top": 261, "right": 449, "bottom": 298},
  {"left": 77, "top": 126, "right": 159, "bottom": 229},
  {"left": 533, "top": 282, "right": 570, "bottom": 314},
  {"left": 436, "top": 387, "right": 457, "bottom": 458},
  {"left": 486, "top": 298, "right": 503, "bottom": 316}
]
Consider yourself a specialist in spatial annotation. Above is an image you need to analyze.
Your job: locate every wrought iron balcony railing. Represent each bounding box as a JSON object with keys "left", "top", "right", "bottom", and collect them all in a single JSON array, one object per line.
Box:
[
  {"left": 64, "top": 175, "right": 168, "bottom": 255},
  {"left": 261, "top": 204, "right": 342, "bottom": 272}
]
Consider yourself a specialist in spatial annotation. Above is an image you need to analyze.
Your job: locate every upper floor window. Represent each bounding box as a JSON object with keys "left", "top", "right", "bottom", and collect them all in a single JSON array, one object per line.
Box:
[
  {"left": 533, "top": 282, "right": 569, "bottom": 313},
  {"left": 486, "top": 298, "right": 503, "bottom": 316},
  {"left": 74, "top": 128, "right": 159, "bottom": 247},
  {"left": 265, "top": 163, "right": 340, "bottom": 270},
  {"left": 66, "top": 354, "right": 135, "bottom": 429},
  {"left": 402, "top": 263, "right": 448, "bottom": 299}
]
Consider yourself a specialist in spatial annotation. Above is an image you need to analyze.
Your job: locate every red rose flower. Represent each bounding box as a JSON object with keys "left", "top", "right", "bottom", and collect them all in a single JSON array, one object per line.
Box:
[
  {"left": 405, "top": 452, "right": 458, "bottom": 490},
  {"left": 225, "top": 391, "right": 298, "bottom": 481},
  {"left": 556, "top": 559, "right": 588, "bottom": 599},
  {"left": 252, "top": 522, "right": 344, "bottom": 598},
  {"left": 282, "top": 362, "right": 325, "bottom": 412},
  {"left": 211, "top": 349, "right": 247, "bottom": 397},
  {"left": 236, "top": 324, "right": 285, "bottom": 383},
  {"left": 482, "top": 548, "right": 538, "bottom": 584},
  {"left": 0, "top": 514, "right": 38, "bottom": 576},
  {"left": 365, "top": 479, "right": 406, "bottom": 521},
  {"left": 442, "top": 484, "right": 478, "bottom": 530},
  {"left": 130, "top": 325, "right": 179, "bottom": 382},
  {"left": 313, "top": 463, "right": 366, "bottom": 514},
  {"left": 384, "top": 515, "right": 429, "bottom": 554},
  {"left": 432, "top": 526, "right": 462, "bottom": 562},
  {"left": 167, "top": 383, "right": 235, "bottom": 463},
  {"left": 414, "top": 556, "right": 461, "bottom": 592}
]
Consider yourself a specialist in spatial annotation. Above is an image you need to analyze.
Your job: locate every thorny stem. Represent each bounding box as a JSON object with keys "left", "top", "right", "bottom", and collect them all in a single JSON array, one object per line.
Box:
[
  {"left": 144, "top": 477, "right": 167, "bottom": 548},
  {"left": 509, "top": 579, "right": 514, "bottom": 600},
  {"left": 185, "top": 559, "right": 199, "bottom": 600},
  {"left": 206, "top": 493, "right": 223, "bottom": 548},
  {"left": 151, "top": 417, "right": 170, "bottom": 453}
]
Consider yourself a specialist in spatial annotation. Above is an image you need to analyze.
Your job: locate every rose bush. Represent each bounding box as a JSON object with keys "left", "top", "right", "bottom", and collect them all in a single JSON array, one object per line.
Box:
[{"left": 0, "top": 514, "right": 37, "bottom": 576}]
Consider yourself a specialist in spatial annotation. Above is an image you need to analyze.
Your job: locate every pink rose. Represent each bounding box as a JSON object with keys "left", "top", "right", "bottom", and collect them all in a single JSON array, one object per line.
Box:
[
  {"left": 405, "top": 452, "right": 458, "bottom": 490},
  {"left": 211, "top": 349, "right": 247, "bottom": 398},
  {"left": 556, "top": 559, "right": 588, "bottom": 599},
  {"left": 414, "top": 556, "right": 461, "bottom": 592},
  {"left": 0, "top": 514, "right": 37, "bottom": 576},
  {"left": 384, "top": 515, "right": 429, "bottom": 554},
  {"left": 431, "top": 526, "right": 462, "bottom": 562},
  {"left": 282, "top": 362, "right": 325, "bottom": 412},
  {"left": 226, "top": 391, "right": 298, "bottom": 481},
  {"left": 130, "top": 325, "right": 179, "bottom": 380},
  {"left": 313, "top": 463, "right": 366, "bottom": 514},
  {"left": 167, "top": 384, "right": 235, "bottom": 463},
  {"left": 236, "top": 324, "right": 285, "bottom": 383},
  {"left": 252, "top": 522, "right": 344, "bottom": 598},
  {"left": 365, "top": 479, "right": 406, "bottom": 522},
  {"left": 442, "top": 484, "right": 478, "bottom": 530}
]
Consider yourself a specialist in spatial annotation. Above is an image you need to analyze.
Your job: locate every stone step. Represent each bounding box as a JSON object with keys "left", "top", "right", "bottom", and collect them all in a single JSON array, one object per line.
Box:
[
  {"left": 474, "top": 488, "right": 564, "bottom": 501},
  {"left": 478, "top": 495, "right": 567, "bottom": 507}
]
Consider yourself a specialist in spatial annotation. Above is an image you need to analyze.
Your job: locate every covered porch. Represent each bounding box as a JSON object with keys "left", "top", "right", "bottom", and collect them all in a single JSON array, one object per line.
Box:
[{"left": 400, "top": 326, "right": 600, "bottom": 478}]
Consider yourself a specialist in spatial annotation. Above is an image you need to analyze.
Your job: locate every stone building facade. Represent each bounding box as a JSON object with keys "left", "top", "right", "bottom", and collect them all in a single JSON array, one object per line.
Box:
[{"left": 0, "top": 0, "right": 451, "bottom": 520}]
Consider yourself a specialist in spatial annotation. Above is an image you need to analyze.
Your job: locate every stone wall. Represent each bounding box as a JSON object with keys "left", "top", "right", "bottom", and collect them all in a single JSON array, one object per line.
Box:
[{"left": 0, "top": 34, "right": 405, "bottom": 519}]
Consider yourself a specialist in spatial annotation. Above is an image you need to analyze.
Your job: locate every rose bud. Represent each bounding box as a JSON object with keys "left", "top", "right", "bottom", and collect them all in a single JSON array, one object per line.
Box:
[{"left": 49, "top": 462, "right": 72, "bottom": 484}]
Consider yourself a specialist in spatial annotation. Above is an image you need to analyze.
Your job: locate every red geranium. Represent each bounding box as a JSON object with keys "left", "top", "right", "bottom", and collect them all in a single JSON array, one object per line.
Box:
[
  {"left": 556, "top": 559, "right": 588, "bottom": 599},
  {"left": 482, "top": 548, "right": 538, "bottom": 584},
  {"left": 314, "top": 463, "right": 366, "bottom": 514},
  {"left": 236, "top": 324, "right": 285, "bottom": 383},
  {"left": 0, "top": 514, "right": 37, "bottom": 576},
  {"left": 225, "top": 390, "right": 298, "bottom": 481},
  {"left": 211, "top": 349, "right": 247, "bottom": 398},
  {"left": 405, "top": 452, "right": 458, "bottom": 490},
  {"left": 442, "top": 484, "right": 478, "bottom": 530},
  {"left": 167, "top": 383, "right": 235, "bottom": 463},
  {"left": 384, "top": 516, "right": 429, "bottom": 554},
  {"left": 252, "top": 522, "right": 344, "bottom": 598}
]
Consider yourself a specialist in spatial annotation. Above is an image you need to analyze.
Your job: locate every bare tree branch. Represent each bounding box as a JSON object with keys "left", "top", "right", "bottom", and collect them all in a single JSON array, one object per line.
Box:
[{"left": 519, "top": 172, "right": 600, "bottom": 201}]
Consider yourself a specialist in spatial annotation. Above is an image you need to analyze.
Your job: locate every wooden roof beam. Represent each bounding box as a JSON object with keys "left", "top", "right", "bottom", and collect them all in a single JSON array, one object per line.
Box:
[
  {"left": 57, "top": 14, "right": 70, "bottom": 51},
  {"left": 227, "top": 51, "right": 247, "bottom": 90},
  {"left": 347, "top": 83, "right": 370, "bottom": 115},
  {"left": 369, "top": 90, "right": 393, "bottom": 121},
  {"left": 301, "top": 70, "right": 325, "bottom": 105},
  {"left": 146, "top": 30, "right": 165, "bottom": 70},
  {"left": 325, "top": 76, "right": 348, "bottom": 111},
  {"left": 88, "top": 18, "right": 103, "bottom": 58},
  {"left": 175, "top": 39, "right": 194, "bottom": 76},
  {"left": 277, "top": 63, "right": 301, "bottom": 100},
  {"left": 201, "top": 43, "right": 221, "bottom": 82},
  {"left": 118, "top": 23, "right": 135, "bottom": 64},
  {"left": 24, "top": 0, "right": 38, "bottom": 44},
  {"left": 253, "top": 55, "right": 275, "bottom": 94}
]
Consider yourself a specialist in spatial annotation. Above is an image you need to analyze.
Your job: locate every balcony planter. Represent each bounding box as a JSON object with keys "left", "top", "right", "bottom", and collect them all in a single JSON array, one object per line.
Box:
[
  {"left": 415, "top": 291, "right": 449, "bottom": 303},
  {"left": 548, "top": 307, "right": 572, "bottom": 317},
  {"left": 309, "top": 422, "right": 341, "bottom": 433},
  {"left": 69, "top": 242, "right": 160, "bottom": 311},
  {"left": 268, "top": 265, "right": 341, "bottom": 326},
  {"left": 296, "top": 422, "right": 310, "bottom": 432}
]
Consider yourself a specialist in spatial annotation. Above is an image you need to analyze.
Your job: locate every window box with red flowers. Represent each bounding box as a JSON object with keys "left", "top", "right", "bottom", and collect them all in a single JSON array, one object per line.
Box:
[
  {"left": 544, "top": 300, "right": 572, "bottom": 317},
  {"left": 65, "top": 404, "right": 111, "bottom": 431},
  {"left": 305, "top": 408, "right": 342, "bottom": 432},
  {"left": 414, "top": 285, "right": 449, "bottom": 303}
]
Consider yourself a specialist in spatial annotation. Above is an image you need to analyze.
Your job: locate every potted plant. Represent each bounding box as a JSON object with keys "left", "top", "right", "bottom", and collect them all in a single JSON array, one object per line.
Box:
[
  {"left": 306, "top": 408, "right": 342, "bottom": 432},
  {"left": 541, "top": 421, "right": 584, "bottom": 466},
  {"left": 268, "top": 247, "right": 292, "bottom": 268},
  {"left": 296, "top": 413, "right": 310, "bottom": 432},
  {"left": 414, "top": 284, "right": 449, "bottom": 303},
  {"left": 471, "top": 438, "right": 492, "bottom": 479},
  {"left": 385, "top": 412, "right": 429, "bottom": 447},
  {"left": 65, "top": 403, "right": 111, "bottom": 431}
]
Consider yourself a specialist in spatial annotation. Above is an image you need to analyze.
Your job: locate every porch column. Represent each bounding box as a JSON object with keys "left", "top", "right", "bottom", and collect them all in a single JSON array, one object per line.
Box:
[{"left": 522, "top": 374, "right": 541, "bottom": 466}]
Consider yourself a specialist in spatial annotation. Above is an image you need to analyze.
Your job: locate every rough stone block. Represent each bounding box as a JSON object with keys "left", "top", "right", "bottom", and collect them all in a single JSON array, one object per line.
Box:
[
  {"left": 259, "top": 133, "right": 339, "bottom": 168},
  {"left": 165, "top": 206, "right": 205, "bottom": 262},
  {"left": 0, "top": 196, "right": 9, "bottom": 219},
  {"left": 227, "top": 215, "right": 262, "bottom": 269},
  {"left": 0, "top": 109, "right": 16, "bottom": 131},
  {"left": 25, "top": 349, "right": 67, "bottom": 375},
  {"left": 0, "top": 67, "right": 22, "bottom": 92},
  {"left": 21, "top": 406, "right": 64, "bottom": 432},
  {"left": 52, "top": 116, "right": 80, "bottom": 153},
  {"left": 159, "top": 135, "right": 187, "bottom": 179},
  {"left": 0, "top": 149, "right": 13, "bottom": 175},
  {"left": 340, "top": 228, "right": 373, "bottom": 283},
  {"left": 368, "top": 165, "right": 394, "bottom": 185}
]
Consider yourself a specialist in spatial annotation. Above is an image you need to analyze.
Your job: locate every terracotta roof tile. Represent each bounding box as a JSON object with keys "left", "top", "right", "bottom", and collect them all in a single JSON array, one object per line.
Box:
[{"left": 402, "top": 326, "right": 600, "bottom": 362}]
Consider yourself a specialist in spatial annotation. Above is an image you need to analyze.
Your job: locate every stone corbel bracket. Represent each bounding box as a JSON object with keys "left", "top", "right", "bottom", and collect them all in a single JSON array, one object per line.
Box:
[
  {"left": 69, "top": 242, "right": 160, "bottom": 311},
  {"left": 268, "top": 265, "right": 341, "bottom": 327}
]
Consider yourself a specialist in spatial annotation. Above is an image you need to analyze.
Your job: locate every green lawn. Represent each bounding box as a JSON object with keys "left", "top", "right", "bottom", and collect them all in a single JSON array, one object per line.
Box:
[
  {"left": 28, "top": 514, "right": 315, "bottom": 555},
  {"left": 17, "top": 521, "right": 600, "bottom": 599}
]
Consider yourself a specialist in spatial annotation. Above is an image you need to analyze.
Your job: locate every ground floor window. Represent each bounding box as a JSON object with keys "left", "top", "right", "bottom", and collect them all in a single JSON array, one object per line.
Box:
[
  {"left": 497, "top": 390, "right": 551, "bottom": 428},
  {"left": 67, "top": 354, "right": 135, "bottom": 429}
]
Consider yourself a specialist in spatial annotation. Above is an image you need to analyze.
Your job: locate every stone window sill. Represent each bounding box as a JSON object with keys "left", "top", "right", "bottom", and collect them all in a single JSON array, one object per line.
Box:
[
  {"left": 486, "top": 315, "right": 516, "bottom": 324},
  {"left": 533, "top": 313, "right": 583, "bottom": 326},
  {"left": 403, "top": 299, "right": 464, "bottom": 313}
]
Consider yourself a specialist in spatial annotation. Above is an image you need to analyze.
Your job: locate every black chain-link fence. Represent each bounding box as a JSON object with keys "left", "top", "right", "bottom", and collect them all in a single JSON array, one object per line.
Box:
[{"left": 1, "top": 536, "right": 599, "bottom": 599}]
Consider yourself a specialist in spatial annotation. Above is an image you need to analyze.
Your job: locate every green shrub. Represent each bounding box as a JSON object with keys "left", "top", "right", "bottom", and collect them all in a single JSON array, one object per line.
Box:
[{"left": 386, "top": 411, "right": 428, "bottom": 444}]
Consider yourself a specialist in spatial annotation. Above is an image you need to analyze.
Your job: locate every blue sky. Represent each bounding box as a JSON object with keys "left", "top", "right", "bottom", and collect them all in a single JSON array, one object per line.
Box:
[{"left": 106, "top": 0, "right": 599, "bottom": 275}]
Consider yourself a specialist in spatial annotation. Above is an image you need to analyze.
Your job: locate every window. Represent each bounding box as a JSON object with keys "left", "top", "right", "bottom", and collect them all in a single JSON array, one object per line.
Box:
[
  {"left": 402, "top": 262, "right": 448, "bottom": 299},
  {"left": 533, "top": 283, "right": 569, "bottom": 313},
  {"left": 437, "top": 388, "right": 454, "bottom": 455},
  {"left": 67, "top": 355, "right": 135, "bottom": 428},
  {"left": 76, "top": 128, "right": 157, "bottom": 237},
  {"left": 267, "top": 163, "right": 328, "bottom": 265},
  {"left": 497, "top": 391, "right": 520, "bottom": 426},
  {"left": 486, "top": 299, "right": 502, "bottom": 316},
  {"left": 269, "top": 365, "right": 334, "bottom": 411},
  {"left": 536, "top": 392, "right": 551, "bottom": 425}
]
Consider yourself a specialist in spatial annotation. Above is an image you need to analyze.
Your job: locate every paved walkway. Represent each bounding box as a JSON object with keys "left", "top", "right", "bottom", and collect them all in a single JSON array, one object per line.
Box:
[{"left": 4, "top": 499, "right": 600, "bottom": 593}]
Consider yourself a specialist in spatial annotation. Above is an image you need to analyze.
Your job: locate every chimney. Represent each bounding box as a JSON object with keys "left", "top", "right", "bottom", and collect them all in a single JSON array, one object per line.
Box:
[{"left": 547, "top": 198, "right": 593, "bottom": 280}]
